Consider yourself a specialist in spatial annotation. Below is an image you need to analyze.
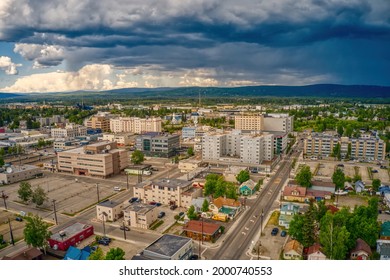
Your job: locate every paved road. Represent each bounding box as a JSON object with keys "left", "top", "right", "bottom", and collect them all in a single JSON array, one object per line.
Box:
[{"left": 209, "top": 144, "right": 303, "bottom": 260}]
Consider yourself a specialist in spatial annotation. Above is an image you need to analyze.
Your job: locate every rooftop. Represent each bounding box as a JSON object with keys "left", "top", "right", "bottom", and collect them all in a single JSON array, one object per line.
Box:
[
  {"left": 284, "top": 240, "right": 303, "bottom": 254},
  {"left": 124, "top": 203, "right": 156, "bottom": 215},
  {"left": 212, "top": 197, "right": 241, "bottom": 209},
  {"left": 152, "top": 178, "right": 192, "bottom": 189},
  {"left": 381, "top": 221, "right": 390, "bottom": 237},
  {"left": 144, "top": 234, "right": 192, "bottom": 258},
  {"left": 0, "top": 164, "right": 39, "bottom": 174},
  {"left": 50, "top": 222, "right": 93, "bottom": 242},
  {"left": 98, "top": 200, "right": 121, "bottom": 208},
  {"left": 183, "top": 220, "right": 221, "bottom": 235},
  {"left": 352, "top": 238, "right": 372, "bottom": 255}
]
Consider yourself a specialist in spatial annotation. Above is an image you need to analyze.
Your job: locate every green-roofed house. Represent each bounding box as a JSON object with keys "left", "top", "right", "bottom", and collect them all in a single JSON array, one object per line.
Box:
[
  {"left": 376, "top": 221, "right": 390, "bottom": 260},
  {"left": 239, "top": 179, "right": 257, "bottom": 196},
  {"left": 279, "top": 202, "right": 300, "bottom": 229}
]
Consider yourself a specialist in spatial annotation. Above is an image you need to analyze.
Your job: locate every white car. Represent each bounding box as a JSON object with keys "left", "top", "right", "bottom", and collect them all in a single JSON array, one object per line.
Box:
[{"left": 113, "top": 186, "right": 122, "bottom": 191}]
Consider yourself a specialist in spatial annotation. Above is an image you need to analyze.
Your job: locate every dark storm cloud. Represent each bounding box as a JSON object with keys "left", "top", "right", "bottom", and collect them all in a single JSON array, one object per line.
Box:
[{"left": 1, "top": 0, "right": 389, "bottom": 85}]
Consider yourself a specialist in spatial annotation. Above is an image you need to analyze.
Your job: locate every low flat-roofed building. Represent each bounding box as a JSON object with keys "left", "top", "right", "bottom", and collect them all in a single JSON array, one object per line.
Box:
[
  {"left": 96, "top": 200, "right": 124, "bottom": 222},
  {"left": 133, "top": 234, "right": 193, "bottom": 260},
  {"left": 48, "top": 223, "right": 94, "bottom": 251},
  {"left": 0, "top": 164, "right": 42, "bottom": 184},
  {"left": 123, "top": 203, "right": 158, "bottom": 229},
  {"left": 178, "top": 158, "right": 202, "bottom": 173},
  {"left": 1, "top": 247, "right": 43, "bottom": 260},
  {"left": 183, "top": 220, "right": 222, "bottom": 242}
]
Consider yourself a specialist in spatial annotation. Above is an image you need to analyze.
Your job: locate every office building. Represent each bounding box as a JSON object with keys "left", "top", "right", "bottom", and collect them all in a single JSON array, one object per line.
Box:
[
  {"left": 86, "top": 116, "right": 110, "bottom": 132},
  {"left": 123, "top": 203, "right": 158, "bottom": 229},
  {"left": 57, "top": 141, "right": 129, "bottom": 178},
  {"left": 135, "top": 132, "right": 180, "bottom": 158},
  {"left": 102, "top": 133, "right": 132, "bottom": 146},
  {"left": 51, "top": 123, "right": 87, "bottom": 139},
  {"left": 0, "top": 165, "right": 42, "bottom": 184},
  {"left": 235, "top": 114, "right": 293, "bottom": 133}
]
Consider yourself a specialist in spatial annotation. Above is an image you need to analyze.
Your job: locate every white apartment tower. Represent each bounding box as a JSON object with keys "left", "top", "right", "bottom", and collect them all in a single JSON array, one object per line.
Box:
[{"left": 110, "top": 117, "right": 162, "bottom": 134}]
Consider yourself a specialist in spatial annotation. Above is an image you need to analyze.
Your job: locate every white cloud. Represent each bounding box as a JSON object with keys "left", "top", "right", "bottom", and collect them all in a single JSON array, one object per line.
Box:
[
  {"left": 0, "top": 56, "right": 21, "bottom": 75},
  {"left": 179, "top": 69, "right": 219, "bottom": 87},
  {"left": 2, "top": 64, "right": 113, "bottom": 92},
  {"left": 14, "top": 43, "right": 65, "bottom": 68}
]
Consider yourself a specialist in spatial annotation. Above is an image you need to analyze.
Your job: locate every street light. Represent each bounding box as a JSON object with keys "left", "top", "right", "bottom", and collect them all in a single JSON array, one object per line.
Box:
[{"left": 53, "top": 199, "right": 58, "bottom": 225}]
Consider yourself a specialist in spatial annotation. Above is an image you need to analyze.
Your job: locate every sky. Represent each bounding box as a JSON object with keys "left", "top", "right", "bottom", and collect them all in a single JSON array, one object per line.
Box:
[{"left": 0, "top": 0, "right": 389, "bottom": 93}]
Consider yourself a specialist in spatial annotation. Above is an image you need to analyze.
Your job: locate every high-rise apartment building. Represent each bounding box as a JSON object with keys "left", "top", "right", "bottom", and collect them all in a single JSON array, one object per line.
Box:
[
  {"left": 110, "top": 117, "right": 162, "bottom": 134},
  {"left": 235, "top": 113, "right": 293, "bottom": 133},
  {"left": 86, "top": 116, "right": 110, "bottom": 132}
]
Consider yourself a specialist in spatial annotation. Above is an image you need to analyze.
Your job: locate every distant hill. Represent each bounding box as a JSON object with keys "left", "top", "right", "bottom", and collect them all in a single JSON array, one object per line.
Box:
[
  {"left": 0, "top": 92, "right": 22, "bottom": 99},
  {"left": 1, "top": 84, "right": 389, "bottom": 100}
]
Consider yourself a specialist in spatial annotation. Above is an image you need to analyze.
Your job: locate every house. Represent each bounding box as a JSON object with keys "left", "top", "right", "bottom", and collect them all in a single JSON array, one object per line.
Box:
[
  {"left": 63, "top": 246, "right": 91, "bottom": 260},
  {"left": 239, "top": 179, "right": 257, "bottom": 196},
  {"left": 378, "top": 186, "right": 390, "bottom": 196},
  {"left": 283, "top": 240, "right": 303, "bottom": 260},
  {"left": 1, "top": 247, "right": 43, "bottom": 260},
  {"left": 283, "top": 186, "right": 307, "bottom": 202},
  {"left": 183, "top": 220, "right": 222, "bottom": 242},
  {"left": 377, "top": 221, "right": 390, "bottom": 260},
  {"left": 123, "top": 203, "right": 158, "bottom": 229},
  {"left": 96, "top": 200, "right": 124, "bottom": 222},
  {"left": 344, "top": 182, "right": 354, "bottom": 191},
  {"left": 350, "top": 238, "right": 372, "bottom": 260},
  {"left": 306, "top": 243, "right": 327, "bottom": 260},
  {"left": 209, "top": 197, "right": 241, "bottom": 218},
  {"left": 279, "top": 203, "right": 300, "bottom": 229},
  {"left": 191, "top": 197, "right": 210, "bottom": 213},
  {"left": 355, "top": 181, "right": 365, "bottom": 193}
]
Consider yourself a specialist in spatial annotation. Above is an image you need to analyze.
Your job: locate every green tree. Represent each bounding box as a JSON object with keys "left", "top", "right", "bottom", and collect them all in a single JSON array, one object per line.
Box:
[
  {"left": 372, "top": 179, "right": 381, "bottom": 192},
  {"left": 0, "top": 156, "right": 4, "bottom": 167},
  {"left": 201, "top": 199, "right": 209, "bottom": 212},
  {"left": 23, "top": 214, "right": 51, "bottom": 254},
  {"left": 89, "top": 247, "right": 105, "bottom": 260},
  {"left": 31, "top": 186, "right": 48, "bottom": 207},
  {"left": 332, "top": 168, "right": 345, "bottom": 190},
  {"left": 0, "top": 148, "right": 5, "bottom": 157},
  {"left": 131, "top": 150, "right": 145, "bottom": 165},
  {"left": 337, "top": 124, "right": 344, "bottom": 136},
  {"left": 236, "top": 170, "right": 250, "bottom": 184},
  {"left": 301, "top": 201, "right": 316, "bottom": 247},
  {"left": 187, "top": 147, "right": 194, "bottom": 157},
  {"left": 319, "top": 212, "right": 350, "bottom": 260},
  {"left": 214, "top": 177, "right": 227, "bottom": 198},
  {"left": 17, "top": 181, "right": 33, "bottom": 203},
  {"left": 346, "top": 143, "right": 352, "bottom": 159},
  {"left": 225, "top": 182, "right": 238, "bottom": 200},
  {"left": 187, "top": 205, "right": 198, "bottom": 220},
  {"left": 204, "top": 176, "right": 219, "bottom": 196},
  {"left": 288, "top": 214, "right": 305, "bottom": 243},
  {"left": 331, "top": 143, "right": 341, "bottom": 160},
  {"left": 295, "top": 165, "right": 312, "bottom": 188},
  {"left": 105, "top": 247, "right": 125, "bottom": 260}
]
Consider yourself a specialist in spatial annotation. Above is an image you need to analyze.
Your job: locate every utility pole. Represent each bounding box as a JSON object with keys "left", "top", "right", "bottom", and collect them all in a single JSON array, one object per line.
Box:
[
  {"left": 257, "top": 241, "right": 261, "bottom": 260},
  {"left": 1, "top": 191, "right": 7, "bottom": 210},
  {"left": 122, "top": 220, "right": 127, "bottom": 240},
  {"left": 53, "top": 199, "right": 58, "bottom": 225},
  {"left": 126, "top": 172, "right": 129, "bottom": 190},
  {"left": 8, "top": 218, "right": 15, "bottom": 246},
  {"left": 260, "top": 209, "right": 264, "bottom": 237},
  {"left": 102, "top": 212, "right": 106, "bottom": 237},
  {"left": 96, "top": 183, "right": 100, "bottom": 204}
]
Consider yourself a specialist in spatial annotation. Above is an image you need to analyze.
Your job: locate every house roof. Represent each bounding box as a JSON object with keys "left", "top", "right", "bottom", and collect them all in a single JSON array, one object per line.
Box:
[
  {"left": 326, "top": 205, "right": 339, "bottom": 214},
  {"left": 283, "top": 186, "right": 307, "bottom": 197},
  {"left": 284, "top": 240, "right": 303, "bottom": 255},
  {"left": 351, "top": 238, "right": 372, "bottom": 256},
  {"left": 212, "top": 197, "right": 241, "bottom": 209},
  {"left": 311, "top": 180, "right": 335, "bottom": 188},
  {"left": 1, "top": 247, "right": 42, "bottom": 260},
  {"left": 240, "top": 179, "right": 256, "bottom": 190},
  {"left": 280, "top": 203, "right": 300, "bottom": 213},
  {"left": 144, "top": 234, "right": 192, "bottom": 258},
  {"left": 183, "top": 220, "right": 221, "bottom": 235},
  {"left": 306, "top": 189, "right": 332, "bottom": 198},
  {"left": 307, "top": 243, "right": 323, "bottom": 255},
  {"left": 63, "top": 246, "right": 91, "bottom": 260}
]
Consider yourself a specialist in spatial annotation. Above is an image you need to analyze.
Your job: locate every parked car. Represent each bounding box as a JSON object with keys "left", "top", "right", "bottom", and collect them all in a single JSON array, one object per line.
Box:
[
  {"left": 113, "top": 186, "right": 122, "bottom": 191},
  {"left": 271, "top": 227, "right": 279, "bottom": 236},
  {"left": 149, "top": 201, "right": 157, "bottom": 205},
  {"left": 120, "top": 225, "right": 130, "bottom": 231},
  {"left": 250, "top": 169, "right": 258, "bottom": 173},
  {"left": 151, "top": 167, "right": 159, "bottom": 171},
  {"left": 179, "top": 212, "right": 185, "bottom": 217},
  {"left": 156, "top": 203, "right": 162, "bottom": 207},
  {"left": 281, "top": 230, "right": 287, "bottom": 237},
  {"left": 189, "top": 254, "right": 199, "bottom": 260},
  {"left": 129, "top": 197, "right": 138, "bottom": 203},
  {"left": 98, "top": 237, "right": 111, "bottom": 245},
  {"left": 15, "top": 217, "right": 23, "bottom": 222},
  {"left": 385, "top": 210, "right": 390, "bottom": 215},
  {"left": 337, "top": 164, "right": 344, "bottom": 167},
  {"left": 158, "top": 212, "right": 165, "bottom": 218},
  {"left": 380, "top": 166, "right": 388, "bottom": 169},
  {"left": 371, "top": 169, "right": 378, "bottom": 173},
  {"left": 170, "top": 205, "right": 177, "bottom": 210}
]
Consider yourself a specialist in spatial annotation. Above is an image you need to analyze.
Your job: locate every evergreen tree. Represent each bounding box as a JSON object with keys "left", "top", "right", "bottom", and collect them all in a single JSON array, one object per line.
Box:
[{"left": 201, "top": 199, "right": 209, "bottom": 212}]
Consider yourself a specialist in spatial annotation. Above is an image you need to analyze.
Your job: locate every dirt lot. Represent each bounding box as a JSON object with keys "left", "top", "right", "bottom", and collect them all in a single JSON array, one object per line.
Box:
[
  {"left": 0, "top": 210, "right": 25, "bottom": 245},
  {"left": 334, "top": 195, "right": 368, "bottom": 209}
]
